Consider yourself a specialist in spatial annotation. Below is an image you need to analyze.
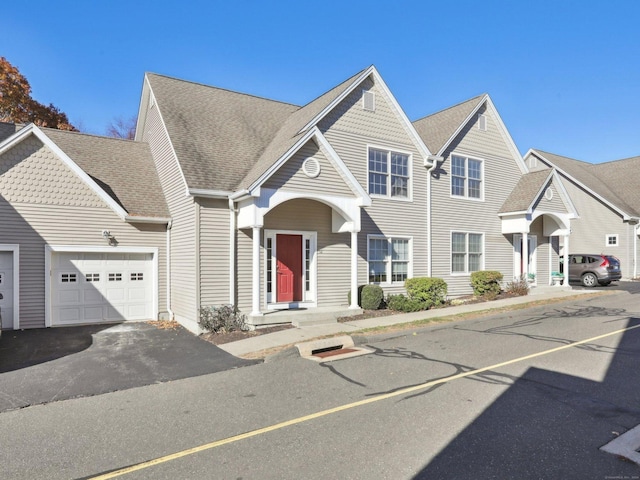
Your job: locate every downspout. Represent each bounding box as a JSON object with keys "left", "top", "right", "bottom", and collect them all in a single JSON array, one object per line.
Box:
[
  {"left": 229, "top": 198, "right": 236, "bottom": 305},
  {"left": 195, "top": 200, "right": 201, "bottom": 312},
  {"left": 426, "top": 156, "right": 442, "bottom": 277},
  {"left": 166, "top": 219, "right": 174, "bottom": 320}
]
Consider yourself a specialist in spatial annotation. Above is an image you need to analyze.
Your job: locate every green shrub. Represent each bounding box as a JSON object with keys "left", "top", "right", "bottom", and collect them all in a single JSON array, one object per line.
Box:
[
  {"left": 199, "top": 305, "right": 248, "bottom": 333},
  {"left": 361, "top": 284, "right": 384, "bottom": 310},
  {"left": 470, "top": 270, "right": 503, "bottom": 297},
  {"left": 405, "top": 277, "right": 447, "bottom": 309},
  {"left": 387, "top": 294, "right": 428, "bottom": 312}
]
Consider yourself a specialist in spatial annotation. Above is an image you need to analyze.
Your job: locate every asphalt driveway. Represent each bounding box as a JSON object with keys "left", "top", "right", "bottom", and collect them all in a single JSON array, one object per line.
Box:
[{"left": 0, "top": 322, "right": 258, "bottom": 412}]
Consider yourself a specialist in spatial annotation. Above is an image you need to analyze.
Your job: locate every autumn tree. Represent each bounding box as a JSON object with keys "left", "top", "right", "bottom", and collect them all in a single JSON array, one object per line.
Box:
[{"left": 0, "top": 57, "right": 77, "bottom": 131}]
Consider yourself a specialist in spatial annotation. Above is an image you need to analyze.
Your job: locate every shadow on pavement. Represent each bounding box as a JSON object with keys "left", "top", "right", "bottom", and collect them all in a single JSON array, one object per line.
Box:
[{"left": 0, "top": 322, "right": 259, "bottom": 412}]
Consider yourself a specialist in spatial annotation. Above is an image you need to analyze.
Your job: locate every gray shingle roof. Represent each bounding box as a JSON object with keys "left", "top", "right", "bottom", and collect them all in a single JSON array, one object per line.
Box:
[
  {"left": 499, "top": 170, "right": 551, "bottom": 214},
  {"left": 412, "top": 95, "right": 485, "bottom": 154},
  {"left": 147, "top": 68, "right": 370, "bottom": 192},
  {"left": 42, "top": 128, "right": 170, "bottom": 219},
  {"left": 533, "top": 150, "right": 640, "bottom": 218}
]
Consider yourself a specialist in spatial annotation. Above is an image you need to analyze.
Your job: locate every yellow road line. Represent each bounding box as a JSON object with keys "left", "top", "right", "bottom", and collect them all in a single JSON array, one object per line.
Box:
[{"left": 90, "top": 323, "right": 640, "bottom": 479}]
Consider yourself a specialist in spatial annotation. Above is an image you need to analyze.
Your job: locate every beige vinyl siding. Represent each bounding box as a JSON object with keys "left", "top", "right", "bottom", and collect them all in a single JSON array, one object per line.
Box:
[
  {"left": 561, "top": 177, "right": 633, "bottom": 277},
  {"left": 431, "top": 104, "right": 522, "bottom": 295},
  {"left": 236, "top": 229, "right": 254, "bottom": 312},
  {"left": 533, "top": 181, "right": 570, "bottom": 213},
  {"left": 316, "top": 75, "right": 429, "bottom": 297},
  {"left": 263, "top": 141, "right": 354, "bottom": 197},
  {"left": 140, "top": 102, "right": 197, "bottom": 323},
  {"left": 198, "top": 198, "right": 231, "bottom": 306},
  {"left": 264, "top": 199, "right": 351, "bottom": 306},
  {"left": 0, "top": 138, "right": 167, "bottom": 328},
  {"left": 319, "top": 77, "right": 409, "bottom": 145}
]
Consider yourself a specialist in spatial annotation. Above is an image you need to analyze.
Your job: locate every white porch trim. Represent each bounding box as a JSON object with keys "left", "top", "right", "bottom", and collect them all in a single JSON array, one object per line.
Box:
[{"left": 0, "top": 244, "right": 20, "bottom": 330}]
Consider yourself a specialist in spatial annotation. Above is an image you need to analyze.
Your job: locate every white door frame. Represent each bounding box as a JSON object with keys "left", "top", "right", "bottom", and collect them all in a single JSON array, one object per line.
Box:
[
  {"left": 513, "top": 234, "right": 537, "bottom": 284},
  {"left": 45, "top": 245, "right": 159, "bottom": 327},
  {"left": 0, "top": 245, "right": 20, "bottom": 330},
  {"left": 264, "top": 229, "right": 317, "bottom": 310}
]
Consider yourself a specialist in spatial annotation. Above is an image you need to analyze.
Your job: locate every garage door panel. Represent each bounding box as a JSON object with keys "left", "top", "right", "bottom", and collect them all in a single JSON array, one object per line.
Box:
[{"left": 51, "top": 251, "right": 154, "bottom": 325}]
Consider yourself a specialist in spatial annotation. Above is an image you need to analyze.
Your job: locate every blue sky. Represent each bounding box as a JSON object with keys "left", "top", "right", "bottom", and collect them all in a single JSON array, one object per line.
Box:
[{"left": 2, "top": 0, "right": 639, "bottom": 163}]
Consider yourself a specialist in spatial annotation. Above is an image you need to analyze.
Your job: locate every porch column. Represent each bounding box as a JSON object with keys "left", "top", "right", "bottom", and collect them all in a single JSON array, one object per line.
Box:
[
  {"left": 251, "top": 226, "right": 263, "bottom": 317},
  {"left": 350, "top": 231, "right": 359, "bottom": 309},
  {"left": 522, "top": 232, "right": 529, "bottom": 279},
  {"left": 563, "top": 233, "right": 570, "bottom": 274}
]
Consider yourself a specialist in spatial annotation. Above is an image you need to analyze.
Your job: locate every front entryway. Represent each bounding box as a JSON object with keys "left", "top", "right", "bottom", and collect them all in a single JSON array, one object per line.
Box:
[
  {"left": 265, "top": 230, "right": 316, "bottom": 308},
  {"left": 514, "top": 234, "right": 537, "bottom": 284},
  {"left": 0, "top": 250, "right": 15, "bottom": 329},
  {"left": 276, "top": 234, "right": 302, "bottom": 302}
]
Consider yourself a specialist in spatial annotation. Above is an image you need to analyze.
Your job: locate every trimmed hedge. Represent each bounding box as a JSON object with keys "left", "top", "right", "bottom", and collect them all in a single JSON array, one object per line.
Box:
[
  {"left": 405, "top": 277, "right": 447, "bottom": 309},
  {"left": 387, "top": 294, "right": 427, "bottom": 312},
  {"left": 470, "top": 270, "right": 503, "bottom": 297},
  {"left": 347, "top": 284, "right": 384, "bottom": 310}
]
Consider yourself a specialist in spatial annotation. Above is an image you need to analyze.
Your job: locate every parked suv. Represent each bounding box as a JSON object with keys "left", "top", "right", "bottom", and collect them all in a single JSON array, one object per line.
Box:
[{"left": 560, "top": 254, "right": 622, "bottom": 287}]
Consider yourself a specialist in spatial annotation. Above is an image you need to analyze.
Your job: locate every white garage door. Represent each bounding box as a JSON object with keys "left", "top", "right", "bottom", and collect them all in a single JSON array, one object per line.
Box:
[
  {"left": 0, "top": 251, "right": 14, "bottom": 329},
  {"left": 51, "top": 252, "right": 154, "bottom": 325}
]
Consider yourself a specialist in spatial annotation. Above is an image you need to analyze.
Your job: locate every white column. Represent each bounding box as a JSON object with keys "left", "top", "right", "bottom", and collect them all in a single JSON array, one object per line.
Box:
[
  {"left": 251, "top": 226, "right": 262, "bottom": 317},
  {"left": 350, "top": 231, "right": 359, "bottom": 309},
  {"left": 522, "top": 232, "right": 529, "bottom": 279}
]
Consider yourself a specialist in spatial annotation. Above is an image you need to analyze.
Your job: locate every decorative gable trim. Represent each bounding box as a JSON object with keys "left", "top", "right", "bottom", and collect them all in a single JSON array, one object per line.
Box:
[
  {"left": 437, "top": 95, "right": 526, "bottom": 174},
  {"left": 0, "top": 124, "right": 131, "bottom": 221},
  {"left": 246, "top": 127, "right": 371, "bottom": 206},
  {"left": 529, "top": 170, "right": 578, "bottom": 218},
  {"left": 526, "top": 149, "right": 637, "bottom": 222},
  {"left": 297, "top": 65, "right": 433, "bottom": 167}
]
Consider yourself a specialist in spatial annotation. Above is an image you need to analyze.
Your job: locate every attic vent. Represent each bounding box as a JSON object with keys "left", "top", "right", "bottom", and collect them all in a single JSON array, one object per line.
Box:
[
  {"left": 362, "top": 90, "right": 375, "bottom": 112},
  {"left": 302, "top": 157, "right": 321, "bottom": 178},
  {"left": 478, "top": 114, "right": 487, "bottom": 131},
  {"left": 545, "top": 187, "right": 553, "bottom": 200}
]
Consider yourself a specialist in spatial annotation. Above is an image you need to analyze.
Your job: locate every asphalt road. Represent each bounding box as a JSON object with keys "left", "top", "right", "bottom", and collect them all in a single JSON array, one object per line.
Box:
[{"left": 1, "top": 290, "right": 639, "bottom": 479}]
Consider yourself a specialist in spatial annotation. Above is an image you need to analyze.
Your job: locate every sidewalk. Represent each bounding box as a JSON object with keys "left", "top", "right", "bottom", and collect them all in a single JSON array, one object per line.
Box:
[{"left": 218, "top": 287, "right": 602, "bottom": 358}]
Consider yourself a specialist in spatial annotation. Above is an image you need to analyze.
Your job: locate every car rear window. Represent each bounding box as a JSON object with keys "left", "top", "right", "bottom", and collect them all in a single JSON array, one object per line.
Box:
[{"left": 605, "top": 255, "right": 620, "bottom": 265}]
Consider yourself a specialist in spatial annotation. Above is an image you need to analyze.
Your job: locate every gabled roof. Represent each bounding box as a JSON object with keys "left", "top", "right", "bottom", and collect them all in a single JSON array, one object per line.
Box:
[
  {"left": 0, "top": 123, "right": 170, "bottom": 221},
  {"left": 413, "top": 95, "right": 486, "bottom": 154},
  {"left": 145, "top": 66, "right": 433, "bottom": 196},
  {"left": 499, "top": 170, "right": 552, "bottom": 214},
  {"left": 529, "top": 149, "right": 640, "bottom": 219}
]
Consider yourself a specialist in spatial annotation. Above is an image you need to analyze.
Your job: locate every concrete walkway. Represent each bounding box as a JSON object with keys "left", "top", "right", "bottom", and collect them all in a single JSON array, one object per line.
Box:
[{"left": 219, "top": 287, "right": 601, "bottom": 358}]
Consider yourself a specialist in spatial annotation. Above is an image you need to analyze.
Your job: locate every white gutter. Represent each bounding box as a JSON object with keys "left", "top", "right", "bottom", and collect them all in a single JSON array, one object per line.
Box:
[
  {"left": 188, "top": 188, "right": 234, "bottom": 199},
  {"left": 426, "top": 156, "right": 443, "bottom": 277},
  {"left": 125, "top": 215, "right": 172, "bottom": 224},
  {"left": 166, "top": 220, "right": 174, "bottom": 320},
  {"left": 229, "top": 199, "right": 237, "bottom": 305}
]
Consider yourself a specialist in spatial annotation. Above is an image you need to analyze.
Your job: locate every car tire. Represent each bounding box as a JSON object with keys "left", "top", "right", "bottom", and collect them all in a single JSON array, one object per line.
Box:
[
  {"left": 599, "top": 281, "right": 611, "bottom": 286},
  {"left": 581, "top": 272, "right": 598, "bottom": 287}
]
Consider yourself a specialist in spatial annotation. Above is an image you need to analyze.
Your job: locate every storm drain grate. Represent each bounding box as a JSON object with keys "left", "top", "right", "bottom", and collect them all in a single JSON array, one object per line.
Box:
[
  {"left": 313, "top": 347, "right": 358, "bottom": 359},
  {"left": 296, "top": 335, "right": 373, "bottom": 362}
]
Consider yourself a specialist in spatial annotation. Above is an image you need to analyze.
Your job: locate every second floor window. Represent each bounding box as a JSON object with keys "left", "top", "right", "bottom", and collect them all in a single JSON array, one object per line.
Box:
[
  {"left": 368, "top": 148, "right": 410, "bottom": 199},
  {"left": 451, "top": 155, "right": 482, "bottom": 199}
]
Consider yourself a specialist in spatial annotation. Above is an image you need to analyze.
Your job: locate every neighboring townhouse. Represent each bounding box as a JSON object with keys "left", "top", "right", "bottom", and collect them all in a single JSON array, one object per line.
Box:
[
  {"left": 0, "top": 122, "right": 170, "bottom": 330},
  {"left": 413, "top": 96, "right": 577, "bottom": 294},
  {"left": 524, "top": 149, "right": 640, "bottom": 279},
  {"left": 135, "top": 66, "right": 443, "bottom": 332}
]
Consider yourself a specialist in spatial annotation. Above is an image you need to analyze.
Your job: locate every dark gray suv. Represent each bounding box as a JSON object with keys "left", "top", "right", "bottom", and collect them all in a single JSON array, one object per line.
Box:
[{"left": 560, "top": 254, "right": 622, "bottom": 287}]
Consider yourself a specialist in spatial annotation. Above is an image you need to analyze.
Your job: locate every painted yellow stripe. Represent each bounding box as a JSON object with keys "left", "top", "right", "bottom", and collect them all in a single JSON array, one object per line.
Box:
[{"left": 89, "top": 323, "right": 640, "bottom": 479}]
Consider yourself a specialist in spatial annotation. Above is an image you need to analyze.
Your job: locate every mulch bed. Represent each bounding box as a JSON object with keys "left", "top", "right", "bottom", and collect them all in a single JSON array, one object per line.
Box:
[{"left": 201, "top": 324, "right": 294, "bottom": 345}]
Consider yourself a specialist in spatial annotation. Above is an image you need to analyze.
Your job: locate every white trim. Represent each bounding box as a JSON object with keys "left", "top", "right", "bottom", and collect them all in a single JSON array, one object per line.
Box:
[
  {"left": 0, "top": 124, "right": 132, "bottom": 221},
  {"left": 124, "top": 215, "right": 171, "bottom": 224},
  {"left": 605, "top": 233, "right": 619, "bottom": 247},
  {"left": 450, "top": 231, "right": 485, "bottom": 276},
  {"left": 366, "top": 235, "right": 413, "bottom": 286},
  {"left": 362, "top": 89, "right": 375, "bottom": 112},
  {"left": 0, "top": 245, "right": 20, "bottom": 330},
  {"left": 264, "top": 229, "right": 317, "bottom": 307},
  {"left": 44, "top": 245, "right": 159, "bottom": 327},
  {"left": 188, "top": 188, "right": 234, "bottom": 199},
  {"left": 513, "top": 234, "right": 538, "bottom": 284},
  {"left": 478, "top": 113, "right": 487, "bottom": 131},
  {"left": 449, "top": 153, "right": 485, "bottom": 202},
  {"left": 367, "top": 144, "right": 413, "bottom": 202},
  {"left": 297, "top": 66, "right": 433, "bottom": 164}
]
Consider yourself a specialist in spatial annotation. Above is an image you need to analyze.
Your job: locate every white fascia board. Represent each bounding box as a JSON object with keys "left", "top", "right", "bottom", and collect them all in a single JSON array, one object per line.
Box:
[
  {"left": 526, "top": 170, "right": 556, "bottom": 213},
  {"left": 134, "top": 74, "right": 150, "bottom": 141},
  {"left": 314, "top": 131, "right": 371, "bottom": 206},
  {"left": 4, "top": 125, "right": 130, "bottom": 221},
  {"left": 247, "top": 128, "right": 318, "bottom": 191},
  {"left": 533, "top": 150, "right": 632, "bottom": 220},
  {"left": 124, "top": 215, "right": 172, "bottom": 224},
  {"left": 550, "top": 170, "right": 579, "bottom": 218},
  {"left": 188, "top": 188, "right": 233, "bottom": 199},
  {"left": 436, "top": 95, "right": 487, "bottom": 157},
  {"left": 297, "top": 66, "right": 376, "bottom": 134},
  {"left": 498, "top": 210, "right": 530, "bottom": 217}
]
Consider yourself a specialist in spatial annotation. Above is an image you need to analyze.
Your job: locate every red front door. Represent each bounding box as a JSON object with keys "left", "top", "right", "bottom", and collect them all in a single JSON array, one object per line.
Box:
[{"left": 276, "top": 234, "right": 302, "bottom": 303}]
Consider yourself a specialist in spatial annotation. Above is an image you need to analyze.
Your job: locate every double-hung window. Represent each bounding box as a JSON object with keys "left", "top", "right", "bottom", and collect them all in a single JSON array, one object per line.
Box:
[
  {"left": 451, "top": 232, "right": 483, "bottom": 274},
  {"left": 368, "top": 148, "right": 410, "bottom": 199},
  {"left": 451, "top": 155, "right": 482, "bottom": 199},
  {"left": 368, "top": 237, "right": 411, "bottom": 283}
]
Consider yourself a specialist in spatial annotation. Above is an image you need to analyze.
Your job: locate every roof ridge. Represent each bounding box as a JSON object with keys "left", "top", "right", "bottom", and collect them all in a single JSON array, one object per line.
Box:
[
  {"left": 146, "top": 72, "right": 301, "bottom": 108},
  {"left": 413, "top": 93, "right": 486, "bottom": 123}
]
